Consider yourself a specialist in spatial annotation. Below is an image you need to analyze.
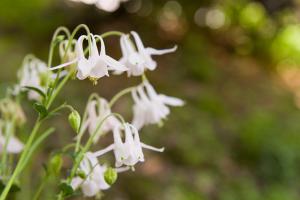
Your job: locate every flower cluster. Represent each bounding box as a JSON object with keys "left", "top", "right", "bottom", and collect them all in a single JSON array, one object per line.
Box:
[{"left": 0, "top": 25, "right": 183, "bottom": 200}]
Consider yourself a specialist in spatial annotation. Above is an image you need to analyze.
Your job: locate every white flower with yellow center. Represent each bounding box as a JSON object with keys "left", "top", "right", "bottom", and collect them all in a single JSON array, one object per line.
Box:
[
  {"left": 51, "top": 34, "right": 127, "bottom": 80},
  {"left": 94, "top": 123, "right": 164, "bottom": 167}
]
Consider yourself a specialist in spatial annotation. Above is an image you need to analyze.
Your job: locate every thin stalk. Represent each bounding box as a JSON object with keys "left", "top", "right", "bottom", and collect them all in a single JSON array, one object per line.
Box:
[
  {"left": 0, "top": 119, "right": 41, "bottom": 200},
  {"left": 109, "top": 86, "right": 135, "bottom": 108}
]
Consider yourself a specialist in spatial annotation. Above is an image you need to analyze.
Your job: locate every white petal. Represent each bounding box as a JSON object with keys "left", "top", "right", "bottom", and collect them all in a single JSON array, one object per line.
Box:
[
  {"left": 104, "top": 55, "right": 127, "bottom": 72},
  {"left": 141, "top": 143, "right": 164, "bottom": 152},
  {"left": 49, "top": 59, "right": 78, "bottom": 70},
  {"left": 130, "top": 31, "right": 147, "bottom": 55},
  {"left": 82, "top": 181, "right": 99, "bottom": 197},
  {"left": 71, "top": 177, "right": 83, "bottom": 190},
  {"left": 146, "top": 45, "right": 177, "bottom": 55},
  {"left": 7, "top": 136, "right": 24, "bottom": 154},
  {"left": 94, "top": 144, "right": 115, "bottom": 157},
  {"left": 159, "top": 94, "right": 185, "bottom": 106}
]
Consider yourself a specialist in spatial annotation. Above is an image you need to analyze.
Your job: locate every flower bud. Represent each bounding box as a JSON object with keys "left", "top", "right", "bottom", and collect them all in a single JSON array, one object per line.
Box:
[
  {"left": 49, "top": 154, "right": 63, "bottom": 175},
  {"left": 104, "top": 167, "right": 117, "bottom": 185},
  {"left": 68, "top": 110, "right": 81, "bottom": 133}
]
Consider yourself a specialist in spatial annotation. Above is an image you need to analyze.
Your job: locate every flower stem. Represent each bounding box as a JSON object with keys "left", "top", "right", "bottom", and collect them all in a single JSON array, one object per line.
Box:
[
  {"left": 0, "top": 119, "right": 41, "bottom": 200},
  {"left": 109, "top": 87, "right": 135, "bottom": 108}
]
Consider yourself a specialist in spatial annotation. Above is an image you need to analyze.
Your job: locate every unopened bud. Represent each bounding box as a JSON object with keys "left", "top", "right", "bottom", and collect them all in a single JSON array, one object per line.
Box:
[
  {"left": 104, "top": 167, "right": 117, "bottom": 185},
  {"left": 68, "top": 110, "right": 81, "bottom": 133}
]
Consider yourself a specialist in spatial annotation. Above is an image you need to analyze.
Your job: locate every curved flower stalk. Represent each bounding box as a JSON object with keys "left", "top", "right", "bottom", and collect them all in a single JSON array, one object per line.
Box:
[
  {"left": 0, "top": 123, "right": 23, "bottom": 154},
  {"left": 94, "top": 123, "right": 164, "bottom": 168},
  {"left": 118, "top": 31, "right": 177, "bottom": 76},
  {"left": 82, "top": 97, "right": 121, "bottom": 143},
  {"left": 50, "top": 34, "right": 127, "bottom": 81},
  {"left": 131, "top": 80, "right": 184, "bottom": 130},
  {"left": 14, "top": 56, "right": 52, "bottom": 100}
]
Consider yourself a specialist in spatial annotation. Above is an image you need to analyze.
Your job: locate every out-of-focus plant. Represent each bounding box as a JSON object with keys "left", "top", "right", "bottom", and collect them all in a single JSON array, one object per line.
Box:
[{"left": 0, "top": 24, "right": 184, "bottom": 199}]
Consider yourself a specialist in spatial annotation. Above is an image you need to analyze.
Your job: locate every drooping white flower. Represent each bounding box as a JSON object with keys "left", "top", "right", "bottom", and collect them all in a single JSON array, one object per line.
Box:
[
  {"left": 0, "top": 123, "right": 23, "bottom": 154},
  {"left": 71, "top": 152, "right": 110, "bottom": 197},
  {"left": 59, "top": 39, "right": 77, "bottom": 64},
  {"left": 119, "top": 31, "right": 177, "bottom": 76},
  {"left": 15, "top": 57, "right": 52, "bottom": 100},
  {"left": 131, "top": 81, "right": 184, "bottom": 130},
  {"left": 50, "top": 34, "right": 127, "bottom": 80},
  {"left": 82, "top": 98, "right": 121, "bottom": 143},
  {"left": 94, "top": 123, "right": 164, "bottom": 167}
]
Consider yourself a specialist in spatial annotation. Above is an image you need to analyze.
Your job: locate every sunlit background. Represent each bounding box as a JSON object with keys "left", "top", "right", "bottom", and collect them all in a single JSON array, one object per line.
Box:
[{"left": 2, "top": 0, "right": 300, "bottom": 199}]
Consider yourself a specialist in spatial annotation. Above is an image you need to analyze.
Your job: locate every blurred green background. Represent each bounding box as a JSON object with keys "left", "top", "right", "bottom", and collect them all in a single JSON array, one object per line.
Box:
[{"left": 2, "top": 0, "right": 300, "bottom": 199}]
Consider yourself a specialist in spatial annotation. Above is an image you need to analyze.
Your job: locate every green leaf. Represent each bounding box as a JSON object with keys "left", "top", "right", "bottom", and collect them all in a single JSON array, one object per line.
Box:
[
  {"left": 23, "top": 86, "right": 46, "bottom": 98},
  {"left": 59, "top": 182, "right": 74, "bottom": 198},
  {"left": 33, "top": 102, "right": 48, "bottom": 119},
  {"left": 0, "top": 181, "right": 21, "bottom": 194}
]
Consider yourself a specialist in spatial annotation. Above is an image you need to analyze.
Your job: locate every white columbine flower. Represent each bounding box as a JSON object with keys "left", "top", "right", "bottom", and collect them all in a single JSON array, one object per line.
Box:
[
  {"left": 119, "top": 31, "right": 177, "bottom": 76},
  {"left": 81, "top": 98, "right": 121, "bottom": 143},
  {"left": 0, "top": 123, "right": 23, "bottom": 154},
  {"left": 51, "top": 34, "right": 127, "bottom": 80},
  {"left": 94, "top": 123, "right": 164, "bottom": 168},
  {"left": 15, "top": 57, "right": 52, "bottom": 100},
  {"left": 131, "top": 81, "right": 184, "bottom": 130},
  {"left": 71, "top": 152, "right": 110, "bottom": 197}
]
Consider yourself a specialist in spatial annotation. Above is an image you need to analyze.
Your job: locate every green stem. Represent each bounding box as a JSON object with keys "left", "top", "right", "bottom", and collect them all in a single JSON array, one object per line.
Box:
[
  {"left": 1, "top": 120, "right": 14, "bottom": 177},
  {"left": 25, "top": 128, "right": 55, "bottom": 200},
  {"left": 100, "top": 31, "right": 124, "bottom": 38},
  {"left": 47, "top": 27, "right": 70, "bottom": 68},
  {"left": 32, "top": 178, "right": 47, "bottom": 200},
  {"left": 46, "top": 71, "right": 74, "bottom": 110},
  {"left": 109, "top": 86, "right": 135, "bottom": 108},
  {"left": 0, "top": 119, "right": 41, "bottom": 200},
  {"left": 75, "top": 93, "right": 101, "bottom": 152},
  {"left": 65, "top": 113, "right": 125, "bottom": 190}
]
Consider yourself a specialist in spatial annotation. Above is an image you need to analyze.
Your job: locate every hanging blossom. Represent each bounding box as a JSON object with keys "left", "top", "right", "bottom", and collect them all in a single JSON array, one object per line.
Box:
[
  {"left": 70, "top": 152, "right": 109, "bottom": 197},
  {"left": 0, "top": 122, "right": 23, "bottom": 154},
  {"left": 131, "top": 80, "right": 184, "bottom": 130},
  {"left": 50, "top": 34, "right": 127, "bottom": 81},
  {"left": 81, "top": 98, "right": 121, "bottom": 143},
  {"left": 14, "top": 57, "right": 52, "bottom": 100},
  {"left": 94, "top": 123, "right": 164, "bottom": 168},
  {"left": 59, "top": 39, "right": 77, "bottom": 64},
  {"left": 118, "top": 31, "right": 177, "bottom": 76}
]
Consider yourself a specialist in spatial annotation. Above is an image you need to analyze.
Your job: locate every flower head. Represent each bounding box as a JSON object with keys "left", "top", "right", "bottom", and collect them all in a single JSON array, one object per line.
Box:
[
  {"left": 119, "top": 31, "right": 177, "bottom": 76},
  {"left": 51, "top": 34, "right": 127, "bottom": 81},
  {"left": 15, "top": 56, "right": 52, "bottom": 100},
  {"left": 71, "top": 152, "right": 110, "bottom": 197},
  {"left": 131, "top": 81, "right": 184, "bottom": 130},
  {"left": 82, "top": 97, "right": 121, "bottom": 143},
  {"left": 94, "top": 123, "right": 164, "bottom": 168},
  {"left": 0, "top": 122, "right": 23, "bottom": 154}
]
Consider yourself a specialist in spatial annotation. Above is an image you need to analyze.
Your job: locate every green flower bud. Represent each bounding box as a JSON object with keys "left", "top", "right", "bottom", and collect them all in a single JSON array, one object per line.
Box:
[
  {"left": 68, "top": 110, "right": 81, "bottom": 133},
  {"left": 49, "top": 154, "right": 63, "bottom": 175},
  {"left": 104, "top": 167, "right": 117, "bottom": 185}
]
